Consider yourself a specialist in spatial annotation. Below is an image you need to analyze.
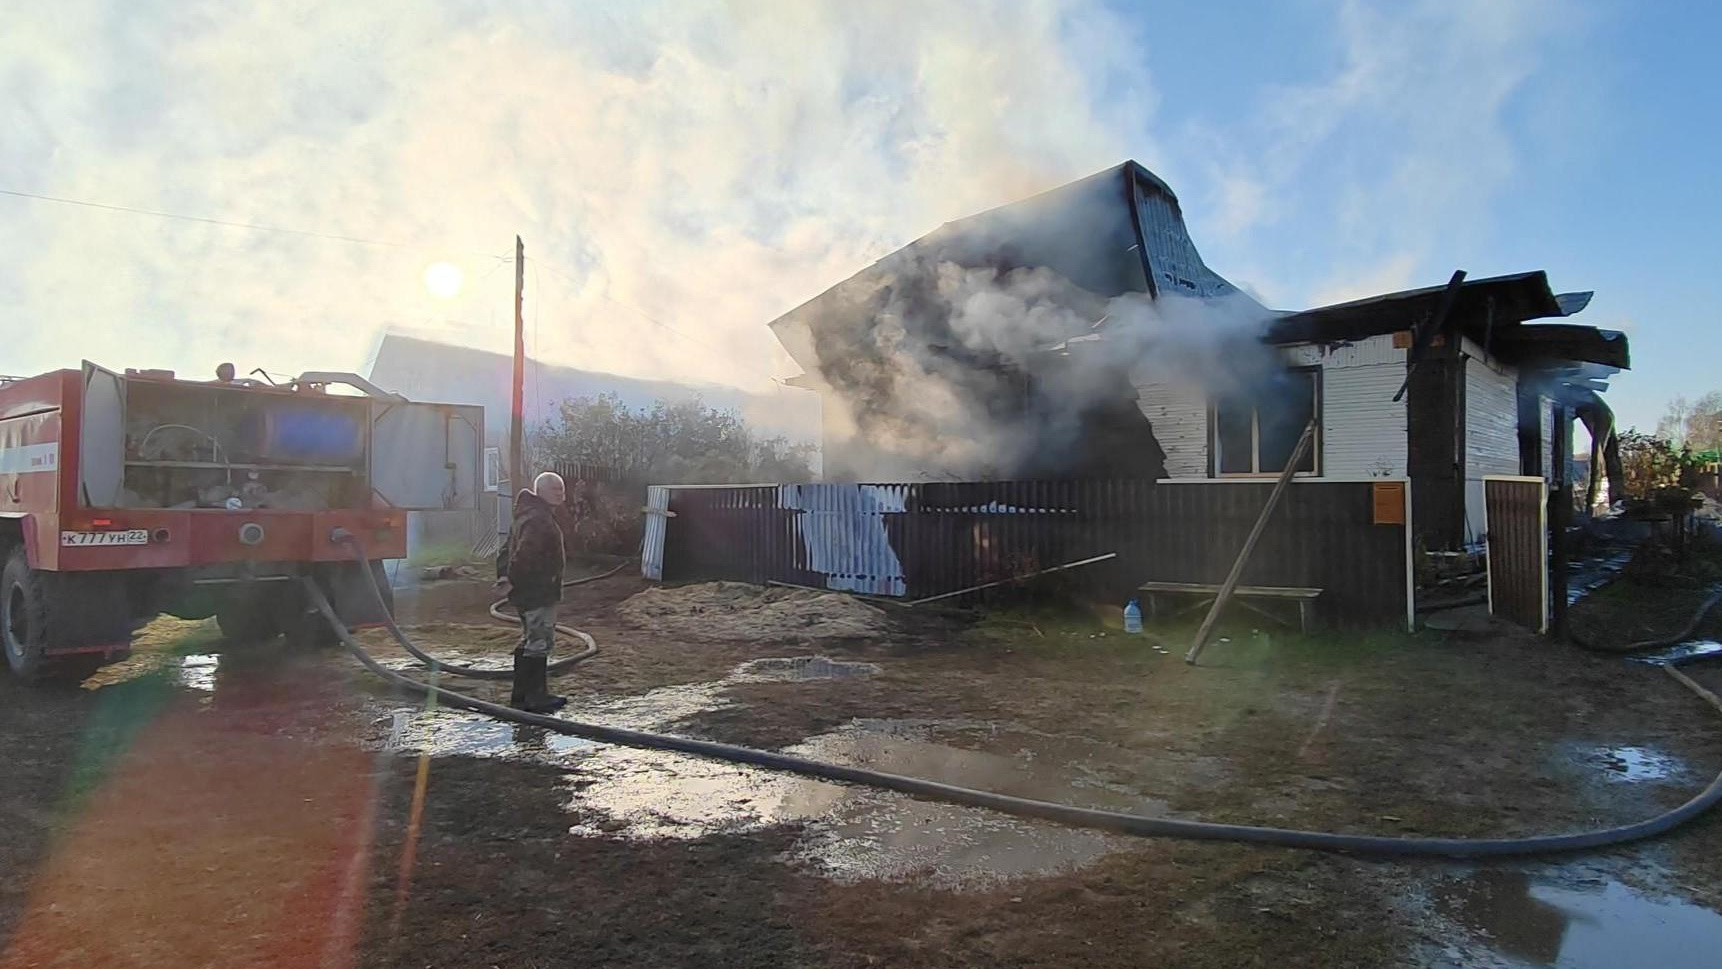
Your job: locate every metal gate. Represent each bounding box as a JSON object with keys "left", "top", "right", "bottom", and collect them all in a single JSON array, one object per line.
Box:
[{"left": 1484, "top": 476, "right": 1548, "bottom": 631}]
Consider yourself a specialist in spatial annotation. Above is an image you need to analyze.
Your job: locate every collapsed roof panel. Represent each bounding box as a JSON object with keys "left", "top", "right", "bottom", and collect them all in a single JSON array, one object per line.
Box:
[
  {"left": 1266, "top": 272, "right": 1571, "bottom": 342},
  {"left": 1492, "top": 324, "right": 1629, "bottom": 371},
  {"left": 1267, "top": 271, "right": 1629, "bottom": 372}
]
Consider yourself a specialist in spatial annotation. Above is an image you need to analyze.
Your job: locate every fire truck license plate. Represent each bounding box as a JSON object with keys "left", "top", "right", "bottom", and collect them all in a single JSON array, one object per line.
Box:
[{"left": 61, "top": 529, "right": 150, "bottom": 547}]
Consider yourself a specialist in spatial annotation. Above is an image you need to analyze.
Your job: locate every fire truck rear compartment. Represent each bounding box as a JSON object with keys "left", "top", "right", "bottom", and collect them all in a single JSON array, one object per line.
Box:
[{"left": 116, "top": 380, "right": 370, "bottom": 511}]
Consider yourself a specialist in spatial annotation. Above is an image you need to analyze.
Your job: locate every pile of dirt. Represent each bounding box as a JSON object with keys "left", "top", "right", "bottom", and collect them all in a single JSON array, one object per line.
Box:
[{"left": 617, "top": 582, "right": 889, "bottom": 642}]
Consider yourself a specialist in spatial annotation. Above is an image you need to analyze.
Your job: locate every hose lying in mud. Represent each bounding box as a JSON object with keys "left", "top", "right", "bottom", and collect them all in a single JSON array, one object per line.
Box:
[
  {"left": 1570, "top": 584, "right": 1722, "bottom": 654},
  {"left": 362, "top": 553, "right": 629, "bottom": 681},
  {"left": 307, "top": 572, "right": 1722, "bottom": 859}
]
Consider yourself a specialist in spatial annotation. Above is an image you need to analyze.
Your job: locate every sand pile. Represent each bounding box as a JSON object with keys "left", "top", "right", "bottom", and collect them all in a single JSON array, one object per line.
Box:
[{"left": 617, "top": 582, "right": 889, "bottom": 642}]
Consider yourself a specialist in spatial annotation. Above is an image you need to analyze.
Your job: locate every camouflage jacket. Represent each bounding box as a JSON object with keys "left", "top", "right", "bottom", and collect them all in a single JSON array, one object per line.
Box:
[{"left": 498, "top": 489, "right": 565, "bottom": 611}]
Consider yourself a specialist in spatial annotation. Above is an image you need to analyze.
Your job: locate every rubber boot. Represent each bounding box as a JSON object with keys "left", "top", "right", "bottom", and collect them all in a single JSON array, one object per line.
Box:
[
  {"left": 510, "top": 650, "right": 531, "bottom": 708},
  {"left": 519, "top": 656, "right": 567, "bottom": 714}
]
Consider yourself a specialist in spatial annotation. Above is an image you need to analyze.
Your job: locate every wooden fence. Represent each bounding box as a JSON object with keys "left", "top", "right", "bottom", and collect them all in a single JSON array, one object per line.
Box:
[{"left": 658, "top": 478, "right": 1414, "bottom": 629}]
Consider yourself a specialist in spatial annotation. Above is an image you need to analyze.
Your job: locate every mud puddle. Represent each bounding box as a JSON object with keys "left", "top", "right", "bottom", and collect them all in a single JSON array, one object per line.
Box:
[
  {"left": 1566, "top": 552, "right": 1632, "bottom": 606},
  {"left": 563, "top": 718, "right": 1164, "bottom": 887},
  {"left": 385, "top": 663, "right": 1163, "bottom": 886},
  {"left": 381, "top": 679, "right": 726, "bottom": 758},
  {"left": 1570, "top": 743, "right": 1689, "bottom": 783},
  {"left": 1630, "top": 639, "right": 1722, "bottom": 665},
  {"left": 732, "top": 655, "right": 882, "bottom": 681},
  {"left": 386, "top": 710, "right": 599, "bottom": 757},
  {"left": 383, "top": 652, "right": 877, "bottom": 755},
  {"left": 176, "top": 654, "right": 220, "bottom": 692},
  {"left": 1432, "top": 869, "right": 1722, "bottom": 968}
]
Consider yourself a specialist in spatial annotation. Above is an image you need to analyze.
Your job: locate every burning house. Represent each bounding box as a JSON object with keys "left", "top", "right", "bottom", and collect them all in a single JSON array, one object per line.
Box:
[{"left": 768, "top": 161, "right": 1629, "bottom": 552}]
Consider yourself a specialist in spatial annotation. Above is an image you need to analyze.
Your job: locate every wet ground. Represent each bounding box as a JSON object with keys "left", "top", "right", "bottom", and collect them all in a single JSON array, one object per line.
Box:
[
  {"left": 2, "top": 567, "right": 1721, "bottom": 967},
  {"left": 1426, "top": 867, "right": 1722, "bottom": 968}
]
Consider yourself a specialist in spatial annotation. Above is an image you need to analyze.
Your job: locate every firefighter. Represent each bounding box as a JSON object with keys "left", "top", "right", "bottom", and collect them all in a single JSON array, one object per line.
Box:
[{"left": 494, "top": 471, "right": 570, "bottom": 713}]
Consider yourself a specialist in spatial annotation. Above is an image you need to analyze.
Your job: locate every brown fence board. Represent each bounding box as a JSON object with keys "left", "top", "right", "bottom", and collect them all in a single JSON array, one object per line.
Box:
[
  {"left": 661, "top": 479, "right": 1411, "bottom": 629},
  {"left": 1484, "top": 476, "right": 1548, "bottom": 631}
]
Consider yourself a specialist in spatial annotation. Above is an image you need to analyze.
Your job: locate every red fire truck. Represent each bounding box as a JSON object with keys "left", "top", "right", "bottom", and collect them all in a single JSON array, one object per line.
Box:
[{"left": 0, "top": 362, "right": 482, "bottom": 681}]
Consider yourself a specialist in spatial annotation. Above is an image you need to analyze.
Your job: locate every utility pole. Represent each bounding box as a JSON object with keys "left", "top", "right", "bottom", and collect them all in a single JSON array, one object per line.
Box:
[{"left": 510, "top": 235, "right": 526, "bottom": 493}]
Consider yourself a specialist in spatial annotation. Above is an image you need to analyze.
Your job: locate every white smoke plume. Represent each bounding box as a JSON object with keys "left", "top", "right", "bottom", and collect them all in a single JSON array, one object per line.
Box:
[
  {"left": 807, "top": 254, "right": 1281, "bottom": 480},
  {"left": 1, "top": 0, "right": 1154, "bottom": 413}
]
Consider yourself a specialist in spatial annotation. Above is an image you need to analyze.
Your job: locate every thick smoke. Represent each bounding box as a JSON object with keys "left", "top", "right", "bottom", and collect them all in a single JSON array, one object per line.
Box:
[{"left": 812, "top": 252, "right": 1284, "bottom": 480}]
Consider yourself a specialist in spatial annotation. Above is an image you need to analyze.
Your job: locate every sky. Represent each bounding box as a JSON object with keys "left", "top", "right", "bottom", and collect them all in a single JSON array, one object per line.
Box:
[{"left": 1, "top": 0, "right": 1713, "bottom": 433}]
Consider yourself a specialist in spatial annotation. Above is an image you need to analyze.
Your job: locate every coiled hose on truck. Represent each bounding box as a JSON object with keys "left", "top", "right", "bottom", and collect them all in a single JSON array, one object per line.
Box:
[{"left": 310, "top": 542, "right": 1722, "bottom": 859}]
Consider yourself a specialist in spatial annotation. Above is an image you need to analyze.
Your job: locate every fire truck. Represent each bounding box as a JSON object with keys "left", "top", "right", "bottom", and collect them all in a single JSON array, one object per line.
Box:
[{"left": 0, "top": 362, "right": 482, "bottom": 681}]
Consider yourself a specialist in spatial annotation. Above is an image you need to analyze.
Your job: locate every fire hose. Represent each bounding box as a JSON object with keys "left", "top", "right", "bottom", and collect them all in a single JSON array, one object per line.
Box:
[
  {"left": 363, "top": 559, "right": 629, "bottom": 681},
  {"left": 311, "top": 537, "right": 1722, "bottom": 859}
]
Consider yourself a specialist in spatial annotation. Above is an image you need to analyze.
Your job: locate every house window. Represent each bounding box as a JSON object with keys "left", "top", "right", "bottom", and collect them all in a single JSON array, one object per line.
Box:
[{"left": 1212, "top": 368, "right": 1320, "bottom": 476}]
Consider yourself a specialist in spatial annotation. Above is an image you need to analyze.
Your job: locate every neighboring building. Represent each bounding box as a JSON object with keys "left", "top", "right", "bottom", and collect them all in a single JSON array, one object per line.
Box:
[
  {"left": 365, "top": 331, "right": 820, "bottom": 447},
  {"left": 767, "top": 160, "right": 1628, "bottom": 551}
]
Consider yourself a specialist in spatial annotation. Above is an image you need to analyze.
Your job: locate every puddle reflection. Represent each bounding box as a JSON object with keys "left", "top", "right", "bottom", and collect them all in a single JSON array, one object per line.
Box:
[{"left": 1436, "top": 869, "right": 1722, "bottom": 968}]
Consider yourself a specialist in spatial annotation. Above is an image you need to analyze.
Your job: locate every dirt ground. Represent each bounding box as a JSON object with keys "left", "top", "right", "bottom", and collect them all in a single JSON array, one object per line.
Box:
[{"left": 3, "top": 561, "right": 1722, "bottom": 968}]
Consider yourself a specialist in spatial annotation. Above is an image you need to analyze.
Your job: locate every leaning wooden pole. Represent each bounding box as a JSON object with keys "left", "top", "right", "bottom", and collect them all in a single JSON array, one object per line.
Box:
[{"left": 1185, "top": 419, "right": 1318, "bottom": 665}]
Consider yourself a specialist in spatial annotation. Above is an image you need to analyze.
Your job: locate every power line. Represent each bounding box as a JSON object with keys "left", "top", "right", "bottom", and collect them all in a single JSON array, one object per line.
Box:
[
  {"left": 0, "top": 186, "right": 511, "bottom": 260},
  {"left": 531, "top": 260, "right": 544, "bottom": 416}
]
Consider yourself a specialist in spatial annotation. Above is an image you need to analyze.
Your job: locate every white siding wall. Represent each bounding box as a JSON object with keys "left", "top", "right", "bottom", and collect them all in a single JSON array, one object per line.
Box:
[
  {"left": 1135, "top": 381, "right": 1208, "bottom": 476},
  {"left": 1462, "top": 343, "right": 1523, "bottom": 543},
  {"left": 1302, "top": 336, "right": 1409, "bottom": 477},
  {"left": 1133, "top": 333, "right": 1408, "bottom": 478}
]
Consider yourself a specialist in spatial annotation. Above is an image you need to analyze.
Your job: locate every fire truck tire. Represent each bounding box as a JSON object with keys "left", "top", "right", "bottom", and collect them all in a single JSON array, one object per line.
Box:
[
  {"left": 1, "top": 549, "right": 50, "bottom": 679},
  {"left": 215, "top": 588, "right": 282, "bottom": 644},
  {"left": 281, "top": 581, "right": 338, "bottom": 649},
  {"left": 2, "top": 550, "right": 130, "bottom": 681}
]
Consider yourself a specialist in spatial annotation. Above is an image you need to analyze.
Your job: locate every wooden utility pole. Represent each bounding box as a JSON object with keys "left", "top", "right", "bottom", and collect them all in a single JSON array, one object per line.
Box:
[{"left": 510, "top": 235, "right": 526, "bottom": 493}]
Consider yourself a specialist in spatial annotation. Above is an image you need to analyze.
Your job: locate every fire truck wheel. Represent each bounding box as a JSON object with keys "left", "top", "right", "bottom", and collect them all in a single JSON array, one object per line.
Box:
[
  {"left": 3, "top": 553, "right": 136, "bottom": 681},
  {"left": 281, "top": 581, "right": 339, "bottom": 650},
  {"left": 2, "top": 548, "right": 50, "bottom": 679},
  {"left": 215, "top": 588, "right": 282, "bottom": 645}
]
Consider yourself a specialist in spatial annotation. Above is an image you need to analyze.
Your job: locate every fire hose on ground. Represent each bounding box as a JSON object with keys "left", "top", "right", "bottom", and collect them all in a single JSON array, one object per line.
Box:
[
  {"left": 365, "top": 559, "right": 629, "bottom": 680},
  {"left": 310, "top": 536, "right": 1722, "bottom": 859}
]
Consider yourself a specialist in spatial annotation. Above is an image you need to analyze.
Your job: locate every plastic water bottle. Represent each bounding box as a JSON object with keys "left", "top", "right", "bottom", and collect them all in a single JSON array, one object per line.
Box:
[{"left": 1123, "top": 598, "right": 1143, "bottom": 635}]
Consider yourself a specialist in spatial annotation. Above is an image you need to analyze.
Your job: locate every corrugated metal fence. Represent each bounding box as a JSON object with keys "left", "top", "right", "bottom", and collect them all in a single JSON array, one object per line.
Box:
[{"left": 659, "top": 479, "right": 1412, "bottom": 629}]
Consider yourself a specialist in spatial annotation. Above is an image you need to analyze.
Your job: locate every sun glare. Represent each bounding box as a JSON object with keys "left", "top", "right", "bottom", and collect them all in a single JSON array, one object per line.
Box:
[{"left": 423, "top": 261, "right": 464, "bottom": 299}]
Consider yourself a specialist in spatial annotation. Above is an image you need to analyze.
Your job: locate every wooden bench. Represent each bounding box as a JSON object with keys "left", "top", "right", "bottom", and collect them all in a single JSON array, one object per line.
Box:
[{"left": 1137, "top": 581, "right": 1323, "bottom": 633}]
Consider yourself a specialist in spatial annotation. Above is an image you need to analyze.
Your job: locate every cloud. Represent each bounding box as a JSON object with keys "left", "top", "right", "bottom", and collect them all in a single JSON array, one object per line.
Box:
[
  {"left": 1172, "top": 0, "right": 1572, "bottom": 308},
  {"left": 1306, "top": 252, "right": 1419, "bottom": 308},
  {"left": 0, "top": 0, "right": 1156, "bottom": 400}
]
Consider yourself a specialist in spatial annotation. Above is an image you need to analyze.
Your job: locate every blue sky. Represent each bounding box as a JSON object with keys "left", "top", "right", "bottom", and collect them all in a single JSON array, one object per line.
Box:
[
  {"left": 1099, "top": 0, "right": 1718, "bottom": 432},
  {"left": 1, "top": 0, "right": 1711, "bottom": 435}
]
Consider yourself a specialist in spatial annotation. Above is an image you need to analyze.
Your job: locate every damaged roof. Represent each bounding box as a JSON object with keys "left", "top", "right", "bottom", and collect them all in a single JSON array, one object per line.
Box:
[
  {"left": 768, "top": 159, "right": 1262, "bottom": 376},
  {"left": 769, "top": 162, "right": 1628, "bottom": 382},
  {"left": 1268, "top": 271, "right": 1628, "bottom": 371}
]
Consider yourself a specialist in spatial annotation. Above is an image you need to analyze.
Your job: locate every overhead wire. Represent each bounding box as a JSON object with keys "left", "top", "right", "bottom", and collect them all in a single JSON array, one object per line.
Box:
[{"left": 0, "top": 186, "right": 512, "bottom": 261}]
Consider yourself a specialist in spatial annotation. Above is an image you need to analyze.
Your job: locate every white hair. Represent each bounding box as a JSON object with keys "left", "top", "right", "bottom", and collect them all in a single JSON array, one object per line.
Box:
[{"left": 533, "top": 471, "right": 565, "bottom": 493}]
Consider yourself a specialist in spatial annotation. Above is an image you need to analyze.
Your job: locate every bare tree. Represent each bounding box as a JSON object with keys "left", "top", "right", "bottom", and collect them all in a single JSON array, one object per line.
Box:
[{"left": 1656, "top": 391, "right": 1722, "bottom": 453}]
